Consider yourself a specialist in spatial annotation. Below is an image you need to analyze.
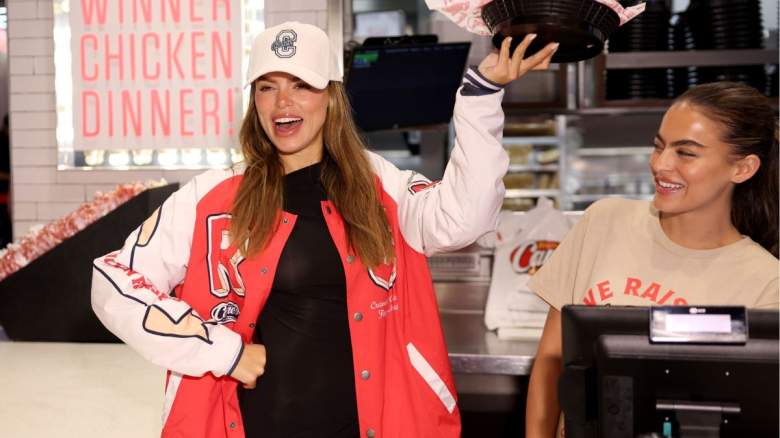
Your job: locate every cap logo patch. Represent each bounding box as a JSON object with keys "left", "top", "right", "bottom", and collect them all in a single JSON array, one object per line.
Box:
[{"left": 271, "top": 29, "right": 297, "bottom": 58}]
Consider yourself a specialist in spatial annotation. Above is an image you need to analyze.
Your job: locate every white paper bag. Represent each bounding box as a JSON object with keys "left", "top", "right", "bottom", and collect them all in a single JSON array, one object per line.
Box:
[{"left": 484, "top": 198, "right": 571, "bottom": 331}]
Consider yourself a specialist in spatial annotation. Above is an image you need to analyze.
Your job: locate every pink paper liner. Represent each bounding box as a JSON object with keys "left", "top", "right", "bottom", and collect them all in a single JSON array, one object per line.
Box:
[{"left": 426, "top": 0, "right": 646, "bottom": 36}]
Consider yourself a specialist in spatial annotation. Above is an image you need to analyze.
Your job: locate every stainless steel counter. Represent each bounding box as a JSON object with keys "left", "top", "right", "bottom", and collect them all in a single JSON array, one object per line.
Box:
[
  {"left": 442, "top": 312, "right": 538, "bottom": 376},
  {"left": 435, "top": 281, "right": 540, "bottom": 376}
]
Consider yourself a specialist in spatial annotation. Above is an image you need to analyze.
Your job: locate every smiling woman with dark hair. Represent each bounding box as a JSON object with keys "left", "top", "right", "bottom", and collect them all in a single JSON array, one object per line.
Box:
[{"left": 525, "top": 81, "right": 779, "bottom": 438}]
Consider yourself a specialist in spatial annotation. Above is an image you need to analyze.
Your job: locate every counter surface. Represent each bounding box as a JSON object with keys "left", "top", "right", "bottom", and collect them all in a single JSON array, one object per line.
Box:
[
  {"left": 442, "top": 313, "right": 538, "bottom": 375},
  {"left": 0, "top": 311, "right": 538, "bottom": 436},
  {"left": 435, "top": 281, "right": 539, "bottom": 376},
  {"left": 0, "top": 342, "right": 165, "bottom": 438}
]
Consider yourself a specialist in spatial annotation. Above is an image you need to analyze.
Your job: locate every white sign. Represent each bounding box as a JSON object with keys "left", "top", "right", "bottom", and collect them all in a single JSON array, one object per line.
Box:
[{"left": 68, "top": 0, "right": 243, "bottom": 151}]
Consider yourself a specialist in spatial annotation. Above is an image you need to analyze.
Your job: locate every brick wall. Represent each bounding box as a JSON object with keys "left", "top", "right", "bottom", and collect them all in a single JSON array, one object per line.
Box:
[{"left": 6, "top": 0, "right": 329, "bottom": 240}]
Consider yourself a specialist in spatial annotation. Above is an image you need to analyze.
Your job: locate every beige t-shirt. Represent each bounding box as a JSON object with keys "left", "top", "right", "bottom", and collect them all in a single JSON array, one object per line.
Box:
[{"left": 529, "top": 198, "right": 779, "bottom": 310}]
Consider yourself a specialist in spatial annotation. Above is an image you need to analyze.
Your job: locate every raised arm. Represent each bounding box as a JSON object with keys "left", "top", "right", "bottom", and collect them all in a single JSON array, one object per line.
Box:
[{"left": 370, "top": 35, "right": 558, "bottom": 255}]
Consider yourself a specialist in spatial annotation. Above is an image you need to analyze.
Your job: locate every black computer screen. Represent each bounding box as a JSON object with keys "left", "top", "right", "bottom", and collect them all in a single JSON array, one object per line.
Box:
[
  {"left": 345, "top": 43, "right": 471, "bottom": 131},
  {"left": 559, "top": 305, "right": 779, "bottom": 438}
]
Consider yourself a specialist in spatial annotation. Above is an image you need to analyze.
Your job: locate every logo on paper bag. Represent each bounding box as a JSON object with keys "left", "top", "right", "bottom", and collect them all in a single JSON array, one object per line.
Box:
[{"left": 509, "top": 240, "right": 559, "bottom": 275}]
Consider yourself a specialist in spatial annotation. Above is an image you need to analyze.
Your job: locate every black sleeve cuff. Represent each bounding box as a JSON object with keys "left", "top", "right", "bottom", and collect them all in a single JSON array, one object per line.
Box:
[
  {"left": 226, "top": 342, "right": 244, "bottom": 377},
  {"left": 460, "top": 66, "right": 505, "bottom": 96}
]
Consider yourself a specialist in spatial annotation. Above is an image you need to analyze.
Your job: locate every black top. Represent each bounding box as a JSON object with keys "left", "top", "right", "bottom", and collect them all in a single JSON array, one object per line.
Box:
[{"left": 239, "top": 162, "right": 360, "bottom": 438}]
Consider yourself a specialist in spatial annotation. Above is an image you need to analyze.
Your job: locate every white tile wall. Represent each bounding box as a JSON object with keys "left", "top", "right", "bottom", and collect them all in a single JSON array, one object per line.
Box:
[
  {"left": 10, "top": 19, "right": 52, "bottom": 38},
  {"left": 8, "top": 57, "right": 34, "bottom": 75},
  {"left": 10, "top": 111, "right": 56, "bottom": 129},
  {"left": 33, "top": 56, "right": 55, "bottom": 74},
  {"left": 9, "top": 93, "right": 55, "bottom": 112},
  {"left": 9, "top": 75, "right": 54, "bottom": 93},
  {"left": 13, "top": 203, "right": 37, "bottom": 220},
  {"left": 10, "top": 166, "right": 56, "bottom": 184},
  {"left": 7, "top": 0, "right": 328, "bottom": 239},
  {"left": 8, "top": 38, "right": 54, "bottom": 56},
  {"left": 12, "top": 148, "right": 57, "bottom": 166},
  {"left": 9, "top": 1, "right": 37, "bottom": 19},
  {"left": 11, "top": 129, "right": 55, "bottom": 148},
  {"left": 14, "top": 183, "right": 85, "bottom": 202}
]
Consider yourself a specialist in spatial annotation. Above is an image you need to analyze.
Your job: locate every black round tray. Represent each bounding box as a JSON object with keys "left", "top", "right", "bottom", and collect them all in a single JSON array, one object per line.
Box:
[{"left": 481, "top": 0, "right": 620, "bottom": 63}]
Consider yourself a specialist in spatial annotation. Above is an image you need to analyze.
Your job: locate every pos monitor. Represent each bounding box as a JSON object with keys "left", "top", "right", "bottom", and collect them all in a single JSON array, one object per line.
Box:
[
  {"left": 559, "top": 305, "right": 779, "bottom": 438},
  {"left": 345, "top": 42, "right": 471, "bottom": 132}
]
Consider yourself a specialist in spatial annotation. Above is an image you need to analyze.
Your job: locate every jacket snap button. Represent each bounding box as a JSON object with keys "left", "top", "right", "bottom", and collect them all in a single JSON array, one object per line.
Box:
[
  {"left": 282, "top": 217, "right": 289, "bottom": 224},
  {"left": 366, "top": 428, "right": 376, "bottom": 438},
  {"left": 261, "top": 267, "right": 268, "bottom": 275},
  {"left": 346, "top": 255, "right": 355, "bottom": 264},
  {"left": 229, "top": 422, "right": 237, "bottom": 429},
  {"left": 353, "top": 312, "right": 363, "bottom": 322},
  {"left": 249, "top": 323, "right": 255, "bottom": 328},
  {"left": 360, "top": 369, "right": 370, "bottom": 380}
]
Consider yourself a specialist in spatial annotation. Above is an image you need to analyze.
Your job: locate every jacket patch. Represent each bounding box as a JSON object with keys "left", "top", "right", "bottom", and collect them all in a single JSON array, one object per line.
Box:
[
  {"left": 206, "top": 214, "right": 246, "bottom": 298},
  {"left": 272, "top": 29, "right": 297, "bottom": 58},
  {"left": 367, "top": 261, "right": 397, "bottom": 291},
  {"left": 407, "top": 176, "right": 441, "bottom": 195},
  {"left": 210, "top": 301, "right": 240, "bottom": 324},
  {"left": 142, "top": 306, "right": 214, "bottom": 344},
  {"left": 370, "top": 293, "right": 399, "bottom": 319}
]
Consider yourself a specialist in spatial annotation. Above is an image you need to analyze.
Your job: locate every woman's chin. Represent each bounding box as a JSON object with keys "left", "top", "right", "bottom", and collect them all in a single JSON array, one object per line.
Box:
[{"left": 652, "top": 196, "right": 678, "bottom": 215}]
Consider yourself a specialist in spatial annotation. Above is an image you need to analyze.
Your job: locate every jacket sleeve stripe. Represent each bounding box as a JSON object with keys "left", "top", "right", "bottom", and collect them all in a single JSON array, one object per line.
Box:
[
  {"left": 406, "top": 342, "right": 457, "bottom": 414},
  {"left": 129, "top": 228, "right": 141, "bottom": 271},
  {"left": 226, "top": 342, "right": 245, "bottom": 377},
  {"left": 93, "top": 260, "right": 148, "bottom": 306},
  {"left": 136, "top": 204, "right": 163, "bottom": 248},
  {"left": 461, "top": 67, "right": 504, "bottom": 96},
  {"left": 142, "top": 306, "right": 214, "bottom": 345},
  {"left": 467, "top": 66, "right": 504, "bottom": 90}
]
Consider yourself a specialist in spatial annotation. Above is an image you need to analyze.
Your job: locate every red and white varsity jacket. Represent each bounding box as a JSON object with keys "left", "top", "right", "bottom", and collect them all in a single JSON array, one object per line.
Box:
[{"left": 92, "top": 71, "right": 509, "bottom": 438}]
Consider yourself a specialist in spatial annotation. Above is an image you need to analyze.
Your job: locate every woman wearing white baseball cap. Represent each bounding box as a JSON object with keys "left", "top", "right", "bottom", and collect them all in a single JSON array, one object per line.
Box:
[{"left": 91, "top": 21, "right": 557, "bottom": 438}]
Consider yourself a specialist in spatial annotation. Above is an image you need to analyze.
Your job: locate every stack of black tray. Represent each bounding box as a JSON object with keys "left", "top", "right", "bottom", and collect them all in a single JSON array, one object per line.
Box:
[
  {"left": 686, "top": 0, "right": 767, "bottom": 94},
  {"left": 606, "top": 0, "right": 672, "bottom": 99}
]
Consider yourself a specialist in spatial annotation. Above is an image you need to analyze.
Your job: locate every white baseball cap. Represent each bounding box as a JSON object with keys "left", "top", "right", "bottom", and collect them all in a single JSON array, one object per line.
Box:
[{"left": 245, "top": 21, "right": 343, "bottom": 90}]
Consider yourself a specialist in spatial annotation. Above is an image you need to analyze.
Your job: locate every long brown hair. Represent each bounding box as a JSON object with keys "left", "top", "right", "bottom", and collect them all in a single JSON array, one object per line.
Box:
[
  {"left": 230, "top": 81, "right": 394, "bottom": 267},
  {"left": 675, "top": 81, "right": 779, "bottom": 257}
]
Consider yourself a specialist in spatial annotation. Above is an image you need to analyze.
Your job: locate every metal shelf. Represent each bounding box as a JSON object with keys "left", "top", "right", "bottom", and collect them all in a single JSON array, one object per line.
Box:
[
  {"left": 573, "top": 105, "right": 670, "bottom": 115},
  {"left": 576, "top": 146, "right": 653, "bottom": 157},
  {"left": 605, "top": 49, "right": 778, "bottom": 70},
  {"left": 499, "top": 117, "right": 565, "bottom": 208},
  {"left": 568, "top": 194, "right": 654, "bottom": 202},
  {"left": 505, "top": 189, "right": 560, "bottom": 198},
  {"left": 507, "top": 164, "right": 559, "bottom": 172},
  {"left": 502, "top": 136, "right": 559, "bottom": 146}
]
